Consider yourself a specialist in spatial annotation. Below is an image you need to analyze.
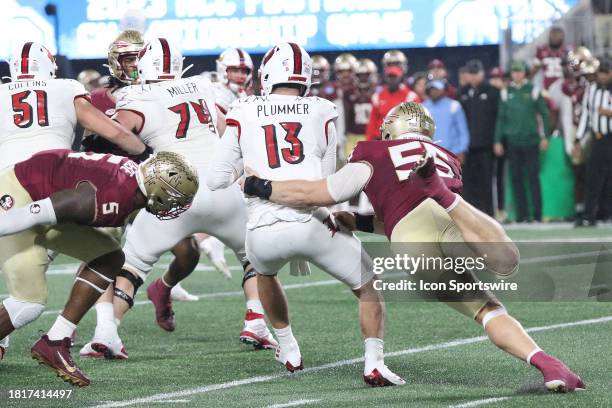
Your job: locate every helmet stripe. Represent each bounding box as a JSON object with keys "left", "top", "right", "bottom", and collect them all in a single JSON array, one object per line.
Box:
[
  {"left": 288, "top": 43, "right": 302, "bottom": 75},
  {"left": 262, "top": 47, "right": 275, "bottom": 65},
  {"left": 159, "top": 38, "right": 171, "bottom": 74},
  {"left": 236, "top": 48, "right": 245, "bottom": 65},
  {"left": 21, "top": 42, "right": 33, "bottom": 75}
]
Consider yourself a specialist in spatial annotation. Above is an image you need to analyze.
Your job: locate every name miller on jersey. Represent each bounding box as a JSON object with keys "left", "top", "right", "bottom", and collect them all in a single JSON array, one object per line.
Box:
[
  {"left": 166, "top": 82, "right": 199, "bottom": 98},
  {"left": 257, "top": 103, "right": 310, "bottom": 117}
]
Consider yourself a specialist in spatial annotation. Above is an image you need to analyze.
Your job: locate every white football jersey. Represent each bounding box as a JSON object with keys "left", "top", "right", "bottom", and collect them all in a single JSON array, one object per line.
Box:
[
  {"left": 226, "top": 94, "right": 338, "bottom": 228},
  {"left": 212, "top": 81, "right": 245, "bottom": 115},
  {"left": 114, "top": 76, "right": 219, "bottom": 169},
  {"left": 0, "top": 79, "right": 87, "bottom": 169}
]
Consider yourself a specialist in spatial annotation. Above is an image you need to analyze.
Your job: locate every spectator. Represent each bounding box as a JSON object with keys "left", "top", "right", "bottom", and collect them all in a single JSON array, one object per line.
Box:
[
  {"left": 428, "top": 58, "right": 457, "bottom": 99},
  {"left": 458, "top": 66, "right": 469, "bottom": 88},
  {"left": 488, "top": 66, "right": 508, "bottom": 219},
  {"left": 494, "top": 61, "right": 551, "bottom": 222},
  {"left": 459, "top": 59, "right": 500, "bottom": 215},
  {"left": 410, "top": 71, "right": 429, "bottom": 101},
  {"left": 574, "top": 59, "right": 612, "bottom": 226},
  {"left": 366, "top": 64, "right": 420, "bottom": 140},
  {"left": 488, "top": 67, "right": 505, "bottom": 90},
  {"left": 423, "top": 79, "right": 469, "bottom": 160}
]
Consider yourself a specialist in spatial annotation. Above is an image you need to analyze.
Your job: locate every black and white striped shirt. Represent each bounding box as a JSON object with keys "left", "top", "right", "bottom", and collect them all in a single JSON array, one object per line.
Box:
[{"left": 577, "top": 82, "right": 611, "bottom": 141}]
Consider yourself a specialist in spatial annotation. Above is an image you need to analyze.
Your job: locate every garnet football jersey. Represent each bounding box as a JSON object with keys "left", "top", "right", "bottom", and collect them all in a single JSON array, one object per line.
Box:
[
  {"left": 14, "top": 149, "right": 140, "bottom": 227},
  {"left": 349, "top": 139, "right": 462, "bottom": 237},
  {"left": 345, "top": 87, "right": 375, "bottom": 135},
  {"left": 535, "top": 45, "right": 570, "bottom": 89},
  {"left": 114, "top": 76, "right": 219, "bottom": 169},
  {"left": 0, "top": 79, "right": 88, "bottom": 169},
  {"left": 226, "top": 94, "right": 338, "bottom": 228}
]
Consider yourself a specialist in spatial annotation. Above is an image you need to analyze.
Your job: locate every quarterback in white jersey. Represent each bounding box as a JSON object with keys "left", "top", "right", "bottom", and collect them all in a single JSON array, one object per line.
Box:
[
  {"left": 80, "top": 38, "right": 277, "bottom": 359},
  {"left": 208, "top": 42, "right": 404, "bottom": 386},
  {"left": 0, "top": 42, "right": 147, "bottom": 170}
]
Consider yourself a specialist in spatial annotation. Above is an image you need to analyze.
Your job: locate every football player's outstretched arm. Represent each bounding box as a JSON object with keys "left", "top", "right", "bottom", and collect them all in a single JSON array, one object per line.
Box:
[
  {"left": 0, "top": 183, "right": 95, "bottom": 237},
  {"left": 75, "top": 97, "right": 147, "bottom": 155},
  {"left": 207, "top": 124, "right": 244, "bottom": 190},
  {"left": 243, "top": 162, "right": 371, "bottom": 208}
]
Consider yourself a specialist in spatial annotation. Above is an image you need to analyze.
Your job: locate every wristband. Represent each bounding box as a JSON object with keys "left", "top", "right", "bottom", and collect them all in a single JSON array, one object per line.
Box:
[
  {"left": 243, "top": 176, "right": 272, "bottom": 199},
  {"left": 354, "top": 213, "right": 374, "bottom": 233}
]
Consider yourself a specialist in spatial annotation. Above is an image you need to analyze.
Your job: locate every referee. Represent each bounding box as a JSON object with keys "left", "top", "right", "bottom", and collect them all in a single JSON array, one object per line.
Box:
[{"left": 575, "top": 59, "right": 611, "bottom": 226}]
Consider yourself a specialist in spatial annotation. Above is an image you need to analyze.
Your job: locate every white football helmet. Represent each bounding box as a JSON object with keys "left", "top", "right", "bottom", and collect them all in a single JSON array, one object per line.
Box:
[
  {"left": 137, "top": 38, "right": 183, "bottom": 82},
  {"left": 259, "top": 42, "right": 312, "bottom": 96},
  {"left": 216, "top": 48, "right": 253, "bottom": 93},
  {"left": 9, "top": 42, "right": 57, "bottom": 81}
]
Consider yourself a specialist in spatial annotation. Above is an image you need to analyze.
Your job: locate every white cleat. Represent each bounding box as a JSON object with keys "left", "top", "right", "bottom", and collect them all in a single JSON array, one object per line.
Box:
[
  {"left": 240, "top": 321, "right": 279, "bottom": 350},
  {"left": 170, "top": 282, "right": 199, "bottom": 301},
  {"left": 363, "top": 363, "right": 406, "bottom": 387},
  {"left": 200, "top": 237, "right": 231, "bottom": 279},
  {"left": 275, "top": 341, "right": 303, "bottom": 372},
  {"left": 80, "top": 337, "right": 128, "bottom": 360}
]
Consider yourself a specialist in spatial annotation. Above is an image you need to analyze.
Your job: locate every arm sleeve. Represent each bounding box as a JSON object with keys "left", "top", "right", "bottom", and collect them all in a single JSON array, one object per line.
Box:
[
  {"left": 321, "top": 120, "right": 337, "bottom": 177},
  {"left": 206, "top": 124, "right": 244, "bottom": 190},
  {"left": 326, "top": 162, "right": 372, "bottom": 203},
  {"left": 0, "top": 198, "right": 57, "bottom": 237}
]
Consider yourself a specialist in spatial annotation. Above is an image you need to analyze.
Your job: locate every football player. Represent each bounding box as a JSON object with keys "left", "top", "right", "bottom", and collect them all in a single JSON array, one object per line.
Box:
[
  {"left": 80, "top": 38, "right": 277, "bottom": 359},
  {"left": 0, "top": 149, "right": 198, "bottom": 386},
  {"left": 207, "top": 42, "right": 404, "bottom": 387},
  {"left": 0, "top": 41, "right": 148, "bottom": 362},
  {"left": 366, "top": 50, "right": 420, "bottom": 141},
  {"left": 193, "top": 47, "right": 257, "bottom": 281},
  {"left": 241, "top": 102, "right": 586, "bottom": 393}
]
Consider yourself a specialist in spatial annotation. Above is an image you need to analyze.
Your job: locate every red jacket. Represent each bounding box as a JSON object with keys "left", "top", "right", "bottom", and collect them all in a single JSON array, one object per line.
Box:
[{"left": 366, "top": 84, "right": 421, "bottom": 140}]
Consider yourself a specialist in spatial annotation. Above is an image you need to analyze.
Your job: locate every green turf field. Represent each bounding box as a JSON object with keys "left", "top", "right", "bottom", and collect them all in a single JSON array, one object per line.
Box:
[{"left": 1, "top": 224, "right": 611, "bottom": 408}]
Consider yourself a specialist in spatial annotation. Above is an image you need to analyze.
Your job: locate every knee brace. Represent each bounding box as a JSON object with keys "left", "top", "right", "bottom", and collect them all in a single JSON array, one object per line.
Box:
[
  {"left": 3, "top": 297, "right": 45, "bottom": 329},
  {"left": 113, "top": 269, "right": 144, "bottom": 308},
  {"left": 242, "top": 263, "right": 257, "bottom": 288}
]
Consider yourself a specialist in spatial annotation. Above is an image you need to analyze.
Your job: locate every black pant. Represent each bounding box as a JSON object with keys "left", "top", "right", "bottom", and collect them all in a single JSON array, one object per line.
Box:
[
  {"left": 585, "top": 136, "right": 612, "bottom": 222},
  {"left": 507, "top": 144, "right": 542, "bottom": 221},
  {"left": 463, "top": 148, "right": 494, "bottom": 216}
]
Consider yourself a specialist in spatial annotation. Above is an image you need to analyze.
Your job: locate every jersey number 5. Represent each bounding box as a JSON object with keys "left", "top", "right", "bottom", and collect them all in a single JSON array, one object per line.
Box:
[
  {"left": 388, "top": 141, "right": 455, "bottom": 181},
  {"left": 12, "top": 90, "right": 49, "bottom": 128},
  {"left": 168, "top": 99, "right": 214, "bottom": 139},
  {"left": 262, "top": 122, "right": 304, "bottom": 169}
]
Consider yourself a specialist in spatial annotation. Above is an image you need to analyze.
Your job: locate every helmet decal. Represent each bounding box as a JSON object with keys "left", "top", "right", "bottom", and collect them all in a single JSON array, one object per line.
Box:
[
  {"left": 20, "top": 42, "right": 33, "bottom": 76},
  {"left": 159, "top": 38, "right": 171, "bottom": 74}
]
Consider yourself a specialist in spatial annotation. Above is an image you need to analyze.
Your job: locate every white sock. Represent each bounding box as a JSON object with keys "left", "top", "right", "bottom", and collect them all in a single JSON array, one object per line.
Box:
[
  {"left": 274, "top": 325, "right": 296, "bottom": 348},
  {"left": 94, "top": 302, "right": 118, "bottom": 339},
  {"left": 246, "top": 300, "right": 264, "bottom": 315},
  {"left": 364, "top": 338, "right": 384, "bottom": 370},
  {"left": 47, "top": 315, "right": 77, "bottom": 341}
]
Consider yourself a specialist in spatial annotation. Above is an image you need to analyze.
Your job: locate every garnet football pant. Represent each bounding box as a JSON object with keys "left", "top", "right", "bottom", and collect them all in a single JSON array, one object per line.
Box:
[
  {"left": 0, "top": 168, "right": 120, "bottom": 304},
  {"left": 245, "top": 215, "right": 374, "bottom": 290}
]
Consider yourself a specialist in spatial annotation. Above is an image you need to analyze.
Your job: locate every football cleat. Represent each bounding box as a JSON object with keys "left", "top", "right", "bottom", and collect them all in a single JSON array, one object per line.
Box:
[
  {"left": 170, "top": 282, "right": 199, "bottom": 301},
  {"left": 530, "top": 351, "right": 586, "bottom": 392},
  {"left": 414, "top": 147, "right": 459, "bottom": 210},
  {"left": 200, "top": 237, "right": 231, "bottom": 279},
  {"left": 275, "top": 342, "right": 303, "bottom": 372},
  {"left": 239, "top": 310, "right": 278, "bottom": 350},
  {"left": 147, "top": 279, "right": 176, "bottom": 332},
  {"left": 0, "top": 335, "right": 8, "bottom": 363},
  {"left": 80, "top": 338, "right": 128, "bottom": 360},
  {"left": 0, "top": 346, "right": 5, "bottom": 363},
  {"left": 31, "top": 335, "right": 90, "bottom": 387},
  {"left": 363, "top": 365, "right": 406, "bottom": 387}
]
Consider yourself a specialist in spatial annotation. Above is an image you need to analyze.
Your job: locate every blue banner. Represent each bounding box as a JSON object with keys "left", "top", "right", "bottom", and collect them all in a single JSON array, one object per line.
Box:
[{"left": 2, "top": 0, "right": 576, "bottom": 59}]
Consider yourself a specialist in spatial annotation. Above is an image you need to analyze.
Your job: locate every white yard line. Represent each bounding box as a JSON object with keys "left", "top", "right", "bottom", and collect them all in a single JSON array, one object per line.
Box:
[
  {"left": 92, "top": 315, "right": 612, "bottom": 408},
  {"left": 448, "top": 397, "right": 511, "bottom": 408},
  {"left": 264, "top": 399, "right": 321, "bottom": 408}
]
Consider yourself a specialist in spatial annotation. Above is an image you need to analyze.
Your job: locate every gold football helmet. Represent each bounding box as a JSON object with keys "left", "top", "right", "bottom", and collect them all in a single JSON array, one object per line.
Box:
[
  {"left": 108, "top": 30, "right": 144, "bottom": 83},
  {"left": 334, "top": 53, "right": 357, "bottom": 72},
  {"left": 382, "top": 50, "right": 408, "bottom": 72},
  {"left": 137, "top": 152, "right": 199, "bottom": 220},
  {"left": 311, "top": 55, "right": 330, "bottom": 82},
  {"left": 579, "top": 58, "right": 600, "bottom": 75},
  {"left": 355, "top": 58, "right": 378, "bottom": 88},
  {"left": 568, "top": 46, "right": 593, "bottom": 72},
  {"left": 380, "top": 102, "right": 435, "bottom": 140}
]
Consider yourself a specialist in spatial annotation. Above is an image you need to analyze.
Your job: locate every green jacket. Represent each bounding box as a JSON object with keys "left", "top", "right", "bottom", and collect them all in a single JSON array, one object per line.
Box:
[{"left": 494, "top": 81, "right": 550, "bottom": 145}]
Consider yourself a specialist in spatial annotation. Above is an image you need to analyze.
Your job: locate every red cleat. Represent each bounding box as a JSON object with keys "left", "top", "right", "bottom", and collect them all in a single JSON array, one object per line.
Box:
[
  {"left": 147, "top": 279, "right": 176, "bottom": 332},
  {"left": 530, "top": 351, "right": 586, "bottom": 392},
  {"left": 413, "top": 147, "right": 459, "bottom": 210},
  {"left": 31, "top": 335, "right": 90, "bottom": 387}
]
